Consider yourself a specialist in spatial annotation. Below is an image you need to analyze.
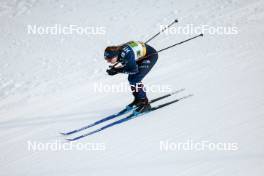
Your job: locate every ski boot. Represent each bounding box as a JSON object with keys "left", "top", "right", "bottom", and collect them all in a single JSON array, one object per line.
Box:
[
  {"left": 133, "top": 98, "right": 151, "bottom": 115},
  {"left": 126, "top": 98, "right": 142, "bottom": 110}
]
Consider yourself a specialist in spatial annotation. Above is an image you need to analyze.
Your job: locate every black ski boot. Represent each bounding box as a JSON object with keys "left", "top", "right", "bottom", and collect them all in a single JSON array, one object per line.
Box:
[
  {"left": 134, "top": 98, "right": 151, "bottom": 114},
  {"left": 127, "top": 98, "right": 142, "bottom": 109}
]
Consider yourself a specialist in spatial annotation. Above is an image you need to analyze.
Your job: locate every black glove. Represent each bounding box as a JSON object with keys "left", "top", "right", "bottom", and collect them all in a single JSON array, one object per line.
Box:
[
  {"left": 106, "top": 67, "right": 118, "bottom": 76},
  {"left": 106, "top": 65, "right": 124, "bottom": 76}
]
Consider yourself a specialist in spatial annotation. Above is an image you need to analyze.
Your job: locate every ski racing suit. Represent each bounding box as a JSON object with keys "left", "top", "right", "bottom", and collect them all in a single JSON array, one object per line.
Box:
[{"left": 117, "top": 41, "right": 158, "bottom": 100}]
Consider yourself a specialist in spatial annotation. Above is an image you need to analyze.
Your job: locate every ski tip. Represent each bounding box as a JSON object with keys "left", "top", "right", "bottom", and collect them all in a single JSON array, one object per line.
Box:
[
  {"left": 60, "top": 132, "right": 69, "bottom": 136},
  {"left": 171, "top": 88, "right": 185, "bottom": 95},
  {"left": 182, "top": 94, "right": 194, "bottom": 99},
  {"left": 65, "top": 138, "right": 75, "bottom": 142}
]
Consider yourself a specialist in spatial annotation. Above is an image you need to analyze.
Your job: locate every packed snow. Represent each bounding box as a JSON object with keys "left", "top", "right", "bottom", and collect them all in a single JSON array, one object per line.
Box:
[{"left": 0, "top": 0, "right": 264, "bottom": 175}]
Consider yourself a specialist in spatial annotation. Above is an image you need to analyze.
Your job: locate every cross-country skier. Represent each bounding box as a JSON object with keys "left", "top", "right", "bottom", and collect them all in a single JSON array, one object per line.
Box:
[{"left": 104, "top": 41, "right": 158, "bottom": 113}]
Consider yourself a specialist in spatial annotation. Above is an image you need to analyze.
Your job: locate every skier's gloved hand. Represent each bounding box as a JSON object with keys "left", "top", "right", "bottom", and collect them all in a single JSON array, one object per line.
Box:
[
  {"left": 106, "top": 66, "right": 123, "bottom": 76},
  {"left": 106, "top": 68, "right": 118, "bottom": 76}
]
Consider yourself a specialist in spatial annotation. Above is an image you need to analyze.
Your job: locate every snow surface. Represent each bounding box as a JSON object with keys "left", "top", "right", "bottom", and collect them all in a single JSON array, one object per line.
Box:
[{"left": 0, "top": 0, "right": 264, "bottom": 175}]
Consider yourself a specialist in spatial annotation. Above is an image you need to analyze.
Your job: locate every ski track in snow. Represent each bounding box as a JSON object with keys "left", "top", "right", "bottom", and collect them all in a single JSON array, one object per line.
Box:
[{"left": 0, "top": 0, "right": 264, "bottom": 175}]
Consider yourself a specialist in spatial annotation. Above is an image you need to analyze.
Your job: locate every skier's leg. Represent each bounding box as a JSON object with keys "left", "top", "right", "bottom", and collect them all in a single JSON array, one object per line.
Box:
[
  {"left": 127, "top": 83, "right": 146, "bottom": 108},
  {"left": 127, "top": 46, "right": 158, "bottom": 112},
  {"left": 128, "top": 47, "right": 158, "bottom": 98}
]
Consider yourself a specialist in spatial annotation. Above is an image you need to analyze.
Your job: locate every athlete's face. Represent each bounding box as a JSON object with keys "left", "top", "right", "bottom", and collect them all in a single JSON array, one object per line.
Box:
[{"left": 106, "top": 56, "right": 118, "bottom": 64}]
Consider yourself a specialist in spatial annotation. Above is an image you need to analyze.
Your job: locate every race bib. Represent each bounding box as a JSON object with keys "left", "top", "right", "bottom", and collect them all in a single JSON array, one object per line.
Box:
[{"left": 126, "top": 41, "right": 147, "bottom": 60}]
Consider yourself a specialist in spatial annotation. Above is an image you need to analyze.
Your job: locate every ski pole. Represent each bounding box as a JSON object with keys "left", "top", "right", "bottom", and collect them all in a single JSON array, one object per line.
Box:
[
  {"left": 157, "top": 33, "right": 203, "bottom": 53},
  {"left": 145, "top": 19, "right": 178, "bottom": 44},
  {"left": 138, "top": 33, "right": 203, "bottom": 62}
]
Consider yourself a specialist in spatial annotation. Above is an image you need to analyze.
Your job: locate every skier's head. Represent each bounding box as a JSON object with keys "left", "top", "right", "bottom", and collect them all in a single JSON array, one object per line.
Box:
[{"left": 104, "top": 46, "right": 121, "bottom": 64}]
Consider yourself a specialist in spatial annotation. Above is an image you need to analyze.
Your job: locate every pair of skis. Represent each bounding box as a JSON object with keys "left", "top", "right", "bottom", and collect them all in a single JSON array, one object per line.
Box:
[{"left": 60, "top": 89, "right": 192, "bottom": 141}]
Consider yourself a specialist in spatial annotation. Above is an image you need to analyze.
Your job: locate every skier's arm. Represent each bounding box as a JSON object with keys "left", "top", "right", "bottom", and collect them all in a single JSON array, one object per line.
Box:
[
  {"left": 119, "top": 48, "right": 138, "bottom": 74},
  {"left": 106, "top": 46, "right": 138, "bottom": 76}
]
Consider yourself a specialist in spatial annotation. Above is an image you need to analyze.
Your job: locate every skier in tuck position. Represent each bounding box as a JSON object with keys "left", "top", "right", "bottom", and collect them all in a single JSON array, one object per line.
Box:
[{"left": 104, "top": 41, "right": 158, "bottom": 114}]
